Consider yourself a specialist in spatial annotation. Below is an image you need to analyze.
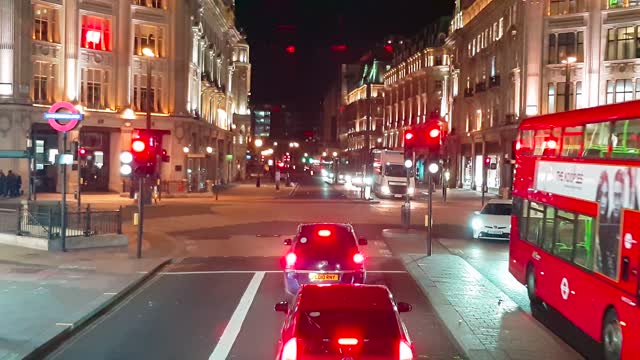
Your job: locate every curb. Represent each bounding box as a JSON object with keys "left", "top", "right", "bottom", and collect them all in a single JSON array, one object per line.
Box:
[
  {"left": 402, "top": 255, "right": 481, "bottom": 360},
  {"left": 23, "top": 258, "right": 173, "bottom": 359}
]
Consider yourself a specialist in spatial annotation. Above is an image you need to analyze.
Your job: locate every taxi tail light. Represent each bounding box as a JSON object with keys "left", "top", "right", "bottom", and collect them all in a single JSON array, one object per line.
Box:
[
  {"left": 338, "top": 338, "right": 359, "bottom": 346},
  {"left": 281, "top": 337, "right": 297, "bottom": 360},
  {"left": 399, "top": 340, "right": 413, "bottom": 360},
  {"left": 285, "top": 253, "right": 297, "bottom": 268},
  {"left": 353, "top": 253, "right": 365, "bottom": 264}
]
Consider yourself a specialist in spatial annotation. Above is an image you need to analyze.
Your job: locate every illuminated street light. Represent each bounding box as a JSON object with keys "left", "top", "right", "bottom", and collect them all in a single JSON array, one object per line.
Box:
[
  {"left": 142, "top": 47, "right": 155, "bottom": 58},
  {"left": 404, "top": 159, "right": 413, "bottom": 168},
  {"left": 322, "top": 152, "right": 327, "bottom": 157},
  {"left": 183, "top": 146, "right": 190, "bottom": 153},
  {"left": 206, "top": 146, "right": 213, "bottom": 154},
  {"left": 428, "top": 163, "right": 440, "bottom": 174},
  {"left": 332, "top": 151, "right": 338, "bottom": 157},
  {"left": 304, "top": 153, "right": 308, "bottom": 157},
  {"left": 254, "top": 139, "right": 263, "bottom": 148},
  {"left": 121, "top": 108, "right": 136, "bottom": 120}
]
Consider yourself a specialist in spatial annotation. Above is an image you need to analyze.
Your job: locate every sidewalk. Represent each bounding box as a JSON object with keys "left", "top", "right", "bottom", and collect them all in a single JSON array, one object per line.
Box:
[
  {"left": 403, "top": 249, "right": 582, "bottom": 360},
  {"left": 0, "top": 244, "right": 168, "bottom": 359}
]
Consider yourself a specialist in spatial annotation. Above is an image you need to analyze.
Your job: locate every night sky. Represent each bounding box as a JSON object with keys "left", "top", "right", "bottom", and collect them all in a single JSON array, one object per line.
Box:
[{"left": 235, "top": 0, "right": 455, "bottom": 132}]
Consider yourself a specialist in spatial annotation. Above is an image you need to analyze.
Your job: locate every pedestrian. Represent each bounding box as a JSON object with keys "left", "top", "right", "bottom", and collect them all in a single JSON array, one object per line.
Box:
[
  {"left": 16, "top": 174, "right": 22, "bottom": 196},
  {"left": 0, "top": 170, "right": 5, "bottom": 197},
  {"left": 6, "top": 171, "right": 15, "bottom": 197}
]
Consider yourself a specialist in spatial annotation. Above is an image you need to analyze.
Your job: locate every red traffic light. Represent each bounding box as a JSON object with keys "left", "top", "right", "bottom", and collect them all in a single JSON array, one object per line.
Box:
[
  {"left": 285, "top": 45, "right": 296, "bottom": 54},
  {"left": 78, "top": 147, "right": 87, "bottom": 157},
  {"left": 132, "top": 139, "right": 146, "bottom": 153},
  {"left": 428, "top": 128, "right": 441, "bottom": 138},
  {"left": 484, "top": 157, "right": 492, "bottom": 166}
]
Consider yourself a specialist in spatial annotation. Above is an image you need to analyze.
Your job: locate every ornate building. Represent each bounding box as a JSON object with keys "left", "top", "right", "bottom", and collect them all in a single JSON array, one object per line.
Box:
[{"left": 0, "top": 0, "right": 250, "bottom": 193}]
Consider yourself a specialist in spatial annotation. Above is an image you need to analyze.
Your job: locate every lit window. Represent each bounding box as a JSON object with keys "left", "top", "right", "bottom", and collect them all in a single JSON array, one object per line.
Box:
[
  {"left": 32, "top": 62, "right": 57, "bottom": 104},
  {"left": 547, "top": 83, "right": 556, "bottom": 114},
  {"left": 606, "top": 26, "right": 638, "bottom": 61},
  {"left": 547, "top": 31, "right": 583, "bottom": 64},
  {"left": 81, "top": 16, "right": 112, "bottom": 51},
  {"left": 33, "top": 5, "right": 59, "bottom": 43},
  {"left": 80, "top": 68, "right": 110, "bottom": 109},
  {"left": 133, "top": 74, "right": 162, "bottom": 113},
  {"left": 134, "top": 24, "right": 165, "bottom": 57},
  {"left": 132, "top": 0, "right": 164, "bottom": 9}
]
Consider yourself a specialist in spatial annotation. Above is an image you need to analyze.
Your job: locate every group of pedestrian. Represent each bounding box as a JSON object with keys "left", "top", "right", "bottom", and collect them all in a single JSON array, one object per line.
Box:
[{"left": 0, "top": 170, "right": 22, "bottom": 197}]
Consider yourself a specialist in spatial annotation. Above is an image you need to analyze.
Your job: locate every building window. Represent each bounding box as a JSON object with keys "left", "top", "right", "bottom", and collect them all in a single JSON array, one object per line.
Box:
[
  {"left": 606, "top": 79, "right": 634, "bottom": 104},
  {"left": 33, "top": 5, "right": 59, "bottom": 43},
  {"left": 576, "top": 81, "right": 583, "bottom": 108},
  {"left": 80, "top": 68, "right": 109, "bottom": 109},
  {"left": 132, "top": 0, "right": 165, "bottom": 9},
  {"left": 606, "top": 26, "right": 639, "bottom": 60},
  {"left": 549, "top": 0, "right": 586, "bottom": 15},
  {"left": 133, "top": 74, "right": 162, "bottom": 113},
  {"left": 134, "top": 24, "right": 165, "bottom": 57},
  {"left": 32, "top": 62, "right": 56, "bottom": 104},
  {"left": 607, "top": 0, "right": 640, "bottom": 8},
  {"left": 556, "top": 82, "right": 574, "bottom": 111},
  {"left": 548, "top": 83, "right": 556, "bottom": 114},
  {"left": 81, "top": 16, "right": 111, "bottom": 51},
  {"left": 548, "top": 32, "right": 583, "bottom": 64}
]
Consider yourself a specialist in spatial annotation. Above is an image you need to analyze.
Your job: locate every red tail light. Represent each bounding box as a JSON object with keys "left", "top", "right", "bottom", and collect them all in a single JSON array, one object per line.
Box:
[
  {"left": 338, "top": 338, "right": 359, "bottom": 346},
  {"left": 285, "top": 253, "right": 297, "bottom": 268},
  {"left": 399, "top": 340, "right": 413, "bottom": 360},
  {"left": 281, "top": 337, "right": 297, "bottom": 360},
  {"left": 353, "top": 253, "right": 364, "bottom": 264}
]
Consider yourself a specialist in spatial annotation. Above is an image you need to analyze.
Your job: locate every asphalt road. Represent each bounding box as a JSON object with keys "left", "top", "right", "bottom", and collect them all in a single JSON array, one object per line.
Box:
[
  {"left": 290, "top": 174, "right": 348, "bottom": 200},
  {"left": 47, "top": 257, "right": 463, "bottom": 360}
]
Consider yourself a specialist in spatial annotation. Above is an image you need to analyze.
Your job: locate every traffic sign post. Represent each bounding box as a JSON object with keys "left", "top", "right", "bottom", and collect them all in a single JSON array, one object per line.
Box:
[{"left": 44, "top": 102, "right": 84, "bottom": 252}]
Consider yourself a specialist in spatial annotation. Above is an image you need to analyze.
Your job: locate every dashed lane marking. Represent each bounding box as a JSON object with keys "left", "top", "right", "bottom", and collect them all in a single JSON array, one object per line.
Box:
[{"left": 209, "top": 271, "right": 265, "bottom": 360}]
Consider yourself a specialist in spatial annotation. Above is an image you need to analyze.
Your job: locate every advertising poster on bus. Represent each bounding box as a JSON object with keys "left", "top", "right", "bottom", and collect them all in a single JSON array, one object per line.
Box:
[{"left": 535, "top": 161, "right": 640, "bottom": 279}]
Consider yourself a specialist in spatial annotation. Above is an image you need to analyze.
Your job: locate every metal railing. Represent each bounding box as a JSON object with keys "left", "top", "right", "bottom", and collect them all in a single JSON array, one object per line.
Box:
[{"left": 0, "top": 203, "right": 122, "bottom": 240}]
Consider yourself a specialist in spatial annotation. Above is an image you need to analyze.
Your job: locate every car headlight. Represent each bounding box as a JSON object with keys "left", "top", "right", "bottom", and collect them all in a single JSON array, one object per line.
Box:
[
  {"left": 471, "top": 218, "right": 483, "bottom": 230},
  {"left": 381, "top": 185, "right": 391, "bottom": 194},
  {"left": 407, "top": 187, "right": 415, "bottom": 195}
]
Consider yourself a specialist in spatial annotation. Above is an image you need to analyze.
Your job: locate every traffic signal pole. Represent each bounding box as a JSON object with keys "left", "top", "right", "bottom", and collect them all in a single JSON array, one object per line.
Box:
[
  {"left": 427, "top": 168, "right": 433, "bottom": 257},
  {"left": 137, "top": 176, "right": 144, "bottom": 259},
  {"left": 482, "top": 165, "right": 487, "bottom": 207}
]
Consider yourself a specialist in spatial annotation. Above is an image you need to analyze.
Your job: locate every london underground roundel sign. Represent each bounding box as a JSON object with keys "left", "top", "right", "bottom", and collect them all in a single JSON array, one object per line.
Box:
[{"left": 43, "top": 101, "right": 84, "bottom": 132}]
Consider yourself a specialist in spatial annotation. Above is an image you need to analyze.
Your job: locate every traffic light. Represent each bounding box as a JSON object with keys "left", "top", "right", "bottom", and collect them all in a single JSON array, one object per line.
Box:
[
  {"left": 425, "top": 122, "right": 442, "bottom": 147},
  {"left": 484, "top": 156, "right": 492, "bottom": 169},
  {"left": 120, "top": 151, "right": 133, "bottom": 176},
  {"left": 78, "top": 147, "right": 87, "bottom": 159},
  {"left": 403, "top": 129, "right": 415, "bottom": 162},
  {"left": 129, "top": 133, "right": 158, "bottom": 176}
]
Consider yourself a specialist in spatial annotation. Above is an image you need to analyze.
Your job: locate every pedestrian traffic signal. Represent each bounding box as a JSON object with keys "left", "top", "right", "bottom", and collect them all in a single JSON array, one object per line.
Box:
[{"left": 120, "top": 151, "right": 133, "bottom": 176}]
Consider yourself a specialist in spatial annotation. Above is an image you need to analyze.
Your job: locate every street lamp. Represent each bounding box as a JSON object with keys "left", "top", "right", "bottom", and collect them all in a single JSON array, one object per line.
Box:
[
  {"left": 561, "top": 56, "right": 577, "bottom": 112},
  {"left": 206, "top": 146, "right": 213, "bottom": 154},
  {"left": 332, "top": 151, "right": 338, "bottom": 157},
  {"left": 255, "top": 138, "right": 263, "bottom": 148},
  {"left": 183, "top": 146, "right": 190, "bottom": 153},
  {"left": 142, "top": 47, "right": 155, "bottom": 130},
  {"left": 322, "top": 151, "right": 327, "bottom": 157}
]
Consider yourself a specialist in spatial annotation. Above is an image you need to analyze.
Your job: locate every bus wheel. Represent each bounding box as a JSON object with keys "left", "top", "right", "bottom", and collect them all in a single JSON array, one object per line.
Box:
[
  {"left": 602, "top": 309, "right": 622, "bottom": 360},
  {"left": 526, "top": 265, "right": 541, "bottom": 306}
]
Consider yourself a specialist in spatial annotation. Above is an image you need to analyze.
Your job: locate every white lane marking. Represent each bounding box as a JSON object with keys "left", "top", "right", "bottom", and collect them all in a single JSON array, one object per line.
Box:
[
  {"left": 161, "top": 270, "right": 407, "bottom": 275},
  {"left": 104, "top": 292, "right": 117, "bottom": 295},
  {"left": 209, "top": 271, "right": 265, "bottom": 360},
  {"left": 55, "top": 323, "right": 73, "bottom": 327}
]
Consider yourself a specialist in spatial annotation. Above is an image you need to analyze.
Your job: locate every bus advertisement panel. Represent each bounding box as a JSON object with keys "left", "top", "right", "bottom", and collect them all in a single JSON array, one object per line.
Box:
[{"left": 535, "top": 161, "right": 640, "bottom": 277}]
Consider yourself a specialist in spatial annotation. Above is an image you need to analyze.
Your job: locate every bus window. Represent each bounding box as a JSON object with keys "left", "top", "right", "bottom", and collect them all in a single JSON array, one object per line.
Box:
[
  {"left": 541, "top": 206, "right": 556, "bottom": 251},
  {"left": 583, "top": 122, "right": 610, "bottom": 158},
  {"left": 574, "top": 215, "right": 594, "bottom": 270},
  {"left": 514, "top": 197, "right": 527, "bottom": 241},
  {"left": 527, "top": 202, "right": 545, "bottom": 245},
  {"left": 611, "top": 119, "right": 640, "bottom": 159},
  {"left": 561, "top": 126, "right": 584, "bottom": 158},
  {"left": 533, "top": 130, "right": 551, "bottom": 156},
  {"left": 553, "top": 210, "right": 576, "bottom": 261},
  {"left": 518, "top": 130, "right": 534, "bottom": 156}
]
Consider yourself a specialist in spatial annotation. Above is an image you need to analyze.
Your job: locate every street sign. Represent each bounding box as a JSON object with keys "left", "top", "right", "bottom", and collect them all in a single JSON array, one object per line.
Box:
[
  {"left": 44, "top": 101, "right": 84, "bottom": 132},
  {"left": 0, "top": 150, "right": 30, "bottom": 158}
]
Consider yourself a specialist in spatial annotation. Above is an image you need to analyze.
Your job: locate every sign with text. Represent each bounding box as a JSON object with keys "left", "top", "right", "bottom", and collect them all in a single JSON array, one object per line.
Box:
[{"left": 44, "top": 101, "right": 84, "bottom": 132}]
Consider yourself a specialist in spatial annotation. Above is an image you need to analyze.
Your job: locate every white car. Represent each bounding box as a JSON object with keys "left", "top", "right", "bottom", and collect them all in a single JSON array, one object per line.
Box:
[{"left": 471, "top": 199, "right": 513, "bottom": 240}]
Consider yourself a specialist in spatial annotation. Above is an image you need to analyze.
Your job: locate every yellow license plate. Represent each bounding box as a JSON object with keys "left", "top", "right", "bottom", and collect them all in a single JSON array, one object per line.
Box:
[{"left": 309, "top": 273, "right": 339, "bottom": 281}]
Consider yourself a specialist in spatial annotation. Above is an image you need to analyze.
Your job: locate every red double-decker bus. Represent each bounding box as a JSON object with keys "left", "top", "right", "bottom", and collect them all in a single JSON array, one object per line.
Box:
[{"left": 509, "top": 101, "right": 640, "bottom": 359}]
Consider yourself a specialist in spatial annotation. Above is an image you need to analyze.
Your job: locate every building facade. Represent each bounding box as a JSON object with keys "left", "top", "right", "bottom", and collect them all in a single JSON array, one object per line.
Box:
[
  {"left": 447, "top": 0, "right": 640, "bottom": 194},
  {"left": 251, "top": 106, "right": 271, "bottom": 139},
  {"left": 343, "top": 60, "right": 386, "bottom": 155},
  {"left": 0, "top": 0, "right": 250, "bottom": 194},
  {"left": 382, "top": 20, "right": 452, "bottom": 183}
]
